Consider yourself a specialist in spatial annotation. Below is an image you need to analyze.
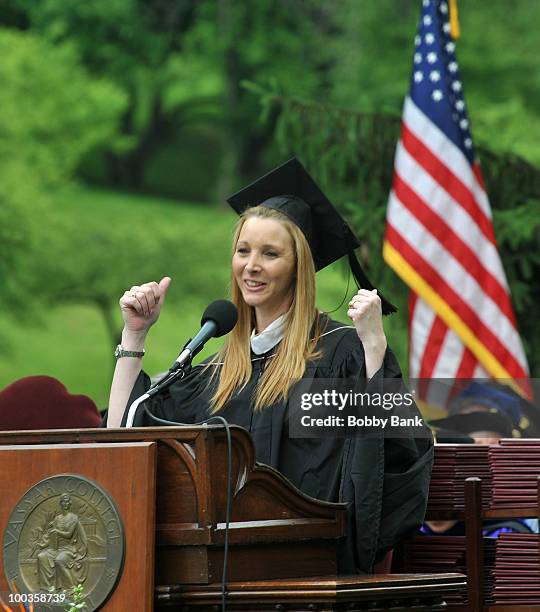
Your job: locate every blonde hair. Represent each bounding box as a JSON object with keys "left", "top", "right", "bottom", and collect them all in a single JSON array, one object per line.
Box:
[{"left": 209, "top": 206, "right": 321, "bottom": 412}]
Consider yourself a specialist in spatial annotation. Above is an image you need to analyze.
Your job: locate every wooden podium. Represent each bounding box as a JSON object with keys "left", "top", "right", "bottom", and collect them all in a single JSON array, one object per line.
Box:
[{"left": 0, "top": 427, "right": 465, "bottom": 611}]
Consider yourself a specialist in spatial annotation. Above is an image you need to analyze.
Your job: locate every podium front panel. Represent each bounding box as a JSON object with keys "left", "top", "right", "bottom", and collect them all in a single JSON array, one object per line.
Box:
[{"left": 0, "top": 442, "right": 156, "bottom": 611}]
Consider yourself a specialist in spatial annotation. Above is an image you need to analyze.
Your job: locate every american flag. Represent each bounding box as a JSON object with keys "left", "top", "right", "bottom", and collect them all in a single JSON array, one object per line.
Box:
[{"left": 383, "top": 0, "right": 529, "bottom": 399}]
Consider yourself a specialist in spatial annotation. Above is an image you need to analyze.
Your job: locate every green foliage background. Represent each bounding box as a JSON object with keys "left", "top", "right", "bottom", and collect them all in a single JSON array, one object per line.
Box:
[{"left": 0, "top": 0, "right": 538, "bottom": 407}]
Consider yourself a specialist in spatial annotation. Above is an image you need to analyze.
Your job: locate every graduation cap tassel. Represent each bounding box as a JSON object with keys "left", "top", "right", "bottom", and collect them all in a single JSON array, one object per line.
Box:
[{"left": 347, "top": 249, "right": 397, "bottom": 316}]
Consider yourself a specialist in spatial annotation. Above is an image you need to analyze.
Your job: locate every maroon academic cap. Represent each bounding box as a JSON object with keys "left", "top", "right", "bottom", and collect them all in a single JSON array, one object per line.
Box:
[
  {"left": 227, "top": 157, "right": 396, "bottom": 314},
  {"left": 0, "top": 376, "right": 102, "bottom": 431}
]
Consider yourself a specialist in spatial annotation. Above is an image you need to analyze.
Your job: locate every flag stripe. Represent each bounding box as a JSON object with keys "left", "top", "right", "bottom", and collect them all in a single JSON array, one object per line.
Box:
[
  {"left": 385, "top": 229, "right": 528, "bottom": 378},
  {"left": 409, "top": 293, "right": 435, "bottom": 378},
  {"left": 455, "top": 346, "right": 481, "bottom": 378},
  {"left": 419, "top": 315, "right": 448, "bottom": 377},
  {"left": 403, "top": 97, "right": 492, "bottom": 220},
  {"left": 408, "top": 291, "right": 418, "bottom": 370},
  {"left": 472, "top": 361, "right": 489, "bottom": 378},
  {"left": 472, "top": 161, "right": 487, "bottom": 191},
  {"left": 394, "top": 139, "right": 507, "bottom": 287},
  {"left": 386, "top": 241, "right": 528, "bottom": 387},
  {"left": 392, "top": 170, "right": 516, "bottom": 323},
  {"left": 400, "top": 123, "right": 496, "bottom": 243},
  {"left": 432, "top": 327, "right": 466, "bottom": 378},
  {"left": 387, "top": 192, "right": 526, "bottom": 363}
]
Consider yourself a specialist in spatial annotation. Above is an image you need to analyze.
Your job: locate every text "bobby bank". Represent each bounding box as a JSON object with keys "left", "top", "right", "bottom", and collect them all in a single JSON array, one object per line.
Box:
[{"left": 300, "top": 415, "right": 425, "bottom": 428}]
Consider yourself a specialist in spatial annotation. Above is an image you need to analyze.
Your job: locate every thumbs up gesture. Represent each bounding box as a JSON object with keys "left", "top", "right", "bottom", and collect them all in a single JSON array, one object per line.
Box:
[{"left": 119, "top": 276, "right": 172, "bottom": 333}]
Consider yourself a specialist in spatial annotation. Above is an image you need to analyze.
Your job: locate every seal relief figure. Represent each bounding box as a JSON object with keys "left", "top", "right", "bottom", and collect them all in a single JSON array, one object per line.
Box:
[
  {"left": 3, "top": 475, "right": 124, "bottom": 611},
  {"left": 35, "top": 493, "right": 89, "bottom": 590}
]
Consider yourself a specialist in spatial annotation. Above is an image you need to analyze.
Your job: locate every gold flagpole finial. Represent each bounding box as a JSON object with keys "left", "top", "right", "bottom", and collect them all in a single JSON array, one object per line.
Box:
[{"left": 449, "top": 0, "right": 461, "bottom": 39}]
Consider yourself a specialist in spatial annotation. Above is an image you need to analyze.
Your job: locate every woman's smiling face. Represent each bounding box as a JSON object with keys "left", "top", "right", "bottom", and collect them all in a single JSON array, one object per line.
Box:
[{"left": 232, "top": 216, "right": 296, "bottom": 320}]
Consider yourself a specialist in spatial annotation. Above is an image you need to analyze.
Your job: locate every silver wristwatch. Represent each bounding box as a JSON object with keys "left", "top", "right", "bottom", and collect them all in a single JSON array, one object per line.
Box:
[{"left": 114, "top": 344, "right": 145, "bottom": 359}]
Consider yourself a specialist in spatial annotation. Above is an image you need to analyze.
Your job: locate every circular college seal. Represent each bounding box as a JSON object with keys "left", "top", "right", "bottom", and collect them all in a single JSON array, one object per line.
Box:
[{"left": 3, "top": 474, "right": 125, "bottom": 611}]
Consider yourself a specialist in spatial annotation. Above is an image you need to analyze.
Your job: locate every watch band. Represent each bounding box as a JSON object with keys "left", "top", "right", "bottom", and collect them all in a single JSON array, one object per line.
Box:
[{"left": 114, "top": 344, "right": 145, "bottom": 359}]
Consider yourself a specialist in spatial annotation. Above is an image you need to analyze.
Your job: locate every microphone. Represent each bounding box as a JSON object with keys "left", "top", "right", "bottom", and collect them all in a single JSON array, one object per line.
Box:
[
  {"left": 170, "top": 300, "right": 238, "bottom": 371},
  {"left": 126, "top": 300, "right": 237, "bottom": 426}
]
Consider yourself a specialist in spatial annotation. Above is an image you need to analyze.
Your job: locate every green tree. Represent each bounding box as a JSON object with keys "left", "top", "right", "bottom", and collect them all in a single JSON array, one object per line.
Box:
[
  {"left": 10, "top": 0, "right": 228, "bottom": 191},
  {"left": 0, "top": 28, "right": 126, "bottom": 327},
  {"left": 328, "top": 0, "right": 540, "bottom": 165},
  {"left": 26, "top": 188, "right": 234, "bottom": 361},
  {"left": 181, "top": 0, "right": 337, "bottom": 197},
  {"left": 0, "top": 29, "right": 126, "bottom": 186},
  {"left": 12, "top": 0, "right": 338, "bottom": 198}
]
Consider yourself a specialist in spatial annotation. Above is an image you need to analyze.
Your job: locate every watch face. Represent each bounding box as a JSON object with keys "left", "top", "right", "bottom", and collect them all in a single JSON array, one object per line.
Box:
[{"left": 114, "top": 345, "right": 122, "bottom": 358}]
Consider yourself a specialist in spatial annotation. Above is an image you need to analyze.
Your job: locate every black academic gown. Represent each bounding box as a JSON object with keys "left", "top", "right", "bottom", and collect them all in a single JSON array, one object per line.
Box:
[{"left": 121, "top": 317, "right": 434, "bottom": 573}]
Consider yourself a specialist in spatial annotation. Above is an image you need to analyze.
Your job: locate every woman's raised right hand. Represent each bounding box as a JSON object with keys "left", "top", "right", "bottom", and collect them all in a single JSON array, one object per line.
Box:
[{"left": 119, "top": 277, "right": 172, "bottom": 334}]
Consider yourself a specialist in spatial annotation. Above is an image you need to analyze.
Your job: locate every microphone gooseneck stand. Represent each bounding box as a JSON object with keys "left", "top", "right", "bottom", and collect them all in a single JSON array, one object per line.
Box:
[
  {"left": 124, "top": 361, "right": 191, "bottom": 428},
  {"left": 124, "top": 359, "right": 232, "bottom": 612}
]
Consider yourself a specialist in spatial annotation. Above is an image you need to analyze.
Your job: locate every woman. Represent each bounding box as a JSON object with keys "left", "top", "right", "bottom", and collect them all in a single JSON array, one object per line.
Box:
[{"left": 107, "top": 158, "right": 433, "bottom": 573}]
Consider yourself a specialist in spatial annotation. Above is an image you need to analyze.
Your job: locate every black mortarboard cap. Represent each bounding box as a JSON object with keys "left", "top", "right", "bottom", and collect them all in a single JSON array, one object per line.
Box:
[
  {"left": 227, "top": 157, "right": 396, "bottom": 315},
  {"left": 429, "top": 411, "right": 516, "bottom": 439},
  {"left": 431, "top": 428, "right": 475, "bottom": 444}
]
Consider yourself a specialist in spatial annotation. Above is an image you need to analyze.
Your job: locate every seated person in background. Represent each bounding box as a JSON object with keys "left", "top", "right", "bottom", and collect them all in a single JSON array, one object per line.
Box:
[
  {"left": 426, "top": 392, "right": 538, "bottom": 536},
  {"left": 0, "top": 375, "right": 102, "bottom": 430},
  {"left": 430, "top": 409, "right": 515, "bottom": 446},
  {"left": 486, "top": 381, "right": 540, "bottom": 436},
  {"left": 421, "top": 515, "right": 536, "bottom": 538},
  {"left": 432, "top": 381, "right": 538, "bottom": 442},
  {"left": 106, "top": 158, "right": 434, "bottom": 573}
]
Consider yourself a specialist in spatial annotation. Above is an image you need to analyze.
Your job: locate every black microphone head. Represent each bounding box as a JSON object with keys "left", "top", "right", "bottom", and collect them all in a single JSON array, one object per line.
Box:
[{"left": 201, "top": 300, "right": 238, "bottom": 337}]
